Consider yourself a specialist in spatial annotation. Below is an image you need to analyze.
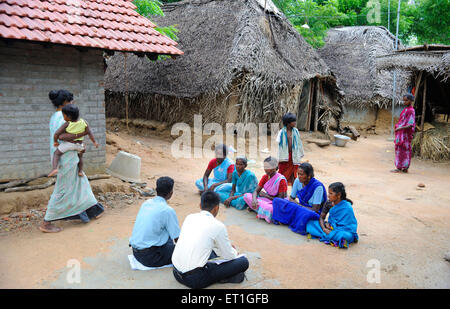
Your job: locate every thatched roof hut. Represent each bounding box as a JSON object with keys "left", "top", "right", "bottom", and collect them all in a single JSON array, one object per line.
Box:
[
  {"left": 318, "top": 26, "right": 410, "bottom": 110},
  {"left": 104, "top": 0, "right": 342, "bottom": 133},
  {"left": 377, "top": 45, "right": 450, "bottom": 160},
  {"left": 377, "top": 45, "right": 450, "bottom": 82}
]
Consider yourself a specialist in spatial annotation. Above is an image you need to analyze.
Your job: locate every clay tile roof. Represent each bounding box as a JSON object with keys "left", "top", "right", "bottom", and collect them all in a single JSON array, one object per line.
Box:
[{"left": 0, "top": 0, "right": 183, "bottom": 55}]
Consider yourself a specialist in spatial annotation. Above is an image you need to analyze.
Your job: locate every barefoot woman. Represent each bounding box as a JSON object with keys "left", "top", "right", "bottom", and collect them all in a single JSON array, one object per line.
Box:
[
  {"left": 40, "top": 90, "right": 104, "bottom": 233},
  {"left": 391, "top": 94, "right": 416, "bottom": 173}
]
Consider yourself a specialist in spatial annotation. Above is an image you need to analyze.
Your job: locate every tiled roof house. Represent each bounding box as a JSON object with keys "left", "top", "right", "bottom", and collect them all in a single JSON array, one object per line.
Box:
[{"left": 0, "top": 0, "right": 183, "bottom": 179}]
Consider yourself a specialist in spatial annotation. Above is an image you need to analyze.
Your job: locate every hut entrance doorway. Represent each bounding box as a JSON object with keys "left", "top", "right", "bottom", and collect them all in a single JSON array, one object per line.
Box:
[
  {"left": 413, "top": 72, "right": 450, "bottom": 124},
  {"left": 297, "top": 80, "right": 311, "bottom": 130},
  {"left": 297, "top": 78, "right": 321, "bottom": 132}
]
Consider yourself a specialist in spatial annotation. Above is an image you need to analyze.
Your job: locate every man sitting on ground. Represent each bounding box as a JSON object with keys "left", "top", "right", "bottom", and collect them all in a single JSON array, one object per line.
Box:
[
  {"left": 129, "top": 176, "right": 180, "bottom": 267},
  {"left": 171, "top": 191, "right": 249, "bottom": 289}
]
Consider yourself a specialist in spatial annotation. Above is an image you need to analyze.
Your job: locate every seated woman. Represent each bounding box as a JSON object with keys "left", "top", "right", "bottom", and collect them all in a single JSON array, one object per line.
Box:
[
  {"left": 272, "top": 162, "right": 327, "bottom": 235},
  {"left": 195, "top": 144, "right": 234, "bottom": 196},
  {"left": 222, "top": 156, "right": 258, "bottom": 210},
  {"left": 306, "top": 182, "right": 358, "bottom": 248},
  {"left": 243, "top": 156, "right": 287, "bottom": 223}
]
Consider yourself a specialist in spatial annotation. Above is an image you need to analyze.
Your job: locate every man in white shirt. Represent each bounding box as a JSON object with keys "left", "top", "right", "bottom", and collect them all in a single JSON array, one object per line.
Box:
[{"left": 171, "top": 191, "right": 249, "bottom": 289}]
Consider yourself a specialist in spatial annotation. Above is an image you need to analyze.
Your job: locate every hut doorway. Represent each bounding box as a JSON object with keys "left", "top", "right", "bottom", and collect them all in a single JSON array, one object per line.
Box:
[
  {"left": 297, "top": 79, "right": 311, "bottom": 130},
  {"left": 411, "top": 71, "right": 450, "bottom": 160},
  {"left": 413, "top": 72, "right": 450, "bottom": 124},
  {"left": 297, "top": 78, "right": 321, "bottom": 132}
]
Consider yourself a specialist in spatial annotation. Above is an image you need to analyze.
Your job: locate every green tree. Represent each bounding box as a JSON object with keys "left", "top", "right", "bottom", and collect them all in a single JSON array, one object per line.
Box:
[
  {"left": 273, "top": 0, "right": 448, "bottom": 48},
  {"left": 273, "top": 0, "right": 348, "bottom": 47},
  {"left": 413, "top": 0, "right": 450, "bottom": 45},
  {"left": 133, "top": 0, "right": 179, "bottom": 41}
]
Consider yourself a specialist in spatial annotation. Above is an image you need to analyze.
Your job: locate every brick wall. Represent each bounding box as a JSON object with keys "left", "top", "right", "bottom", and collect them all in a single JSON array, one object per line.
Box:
[{"left": 0, "top": 40, "right": 106, "bottom": 179}]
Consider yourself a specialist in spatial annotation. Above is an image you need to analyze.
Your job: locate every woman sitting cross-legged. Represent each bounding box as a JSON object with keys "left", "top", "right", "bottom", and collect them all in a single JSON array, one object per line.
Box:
[
  {"left": 221, "top": 156, "right": 258, "bottom": 210},
  {"left": 243, "top": 156, "right": 287, "bottom": 223},
  {"left": 195, "top": 144, "right": 234, "bottom": 196},
  {"left": 272, "top": 162, "right": 327, "bottom": 235},
  {"left": 305, "top": 182, "right": 358, "bottom": 249}
]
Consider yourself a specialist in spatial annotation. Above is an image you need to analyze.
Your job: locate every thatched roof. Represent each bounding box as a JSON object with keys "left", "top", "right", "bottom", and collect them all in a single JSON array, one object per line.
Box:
[
  {"left": 104, "top": 0, "right": 333, "bottom": 98},
  {"left": 318, "top": 26, "right": 410, "bottom": 109},
  {"left": 377, "top": 45, "right": 450, "bottom": 81}
]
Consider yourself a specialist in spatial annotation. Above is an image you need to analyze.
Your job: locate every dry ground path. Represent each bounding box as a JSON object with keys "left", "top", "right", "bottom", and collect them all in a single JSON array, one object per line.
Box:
[{"left": 0, "top": 130, "right": 449, "bottom": 288}]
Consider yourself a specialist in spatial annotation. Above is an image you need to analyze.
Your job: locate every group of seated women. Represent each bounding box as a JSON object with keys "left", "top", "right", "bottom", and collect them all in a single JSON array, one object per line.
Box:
[{"left": 195, "top": 145, "right": 358, "bottom": 249}]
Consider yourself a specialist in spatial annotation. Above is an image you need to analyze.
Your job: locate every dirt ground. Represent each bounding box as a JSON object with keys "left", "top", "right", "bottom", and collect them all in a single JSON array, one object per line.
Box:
[{"left": 0, "top": 123, "right": 449, "bottom": 289}]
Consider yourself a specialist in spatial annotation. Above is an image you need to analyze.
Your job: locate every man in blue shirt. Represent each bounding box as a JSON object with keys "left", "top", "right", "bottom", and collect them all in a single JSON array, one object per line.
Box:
[{"left": 129, "top": 176, "right": 180, "bottom": 267}]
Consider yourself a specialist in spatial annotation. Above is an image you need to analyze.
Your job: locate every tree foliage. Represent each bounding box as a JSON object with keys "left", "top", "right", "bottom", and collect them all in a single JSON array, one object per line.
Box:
[
  {"left": 273, "top": 0, "right": 449, "bottom": 48},
  {"left": 133, "top": 0, "right": 179, "bottom": 41},
  {"left": 413, "top": 0, "right": 450, "bottom": 45}
]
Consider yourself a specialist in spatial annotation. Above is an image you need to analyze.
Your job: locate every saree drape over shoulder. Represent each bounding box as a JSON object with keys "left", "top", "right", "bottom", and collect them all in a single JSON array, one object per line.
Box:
[
  {"left": 45, "top": 111, "right": 103, "bottom": 222},
  {"left": 218, "top": 169, "right": 258, "bottom": 209},
  {"left": 272, "top": 178, "right": 327, "bottom": 235},
  {"left": 195, "top": 158, "right": 234, "bottom": 196},
  {"left": 394, "top": 106, "right": 415, "bottom": 170},
  {"left": 277, "top": 127, "right": 304, "bottom": 185},
  {"left": 243, "top": 172, "right": 286, "bottom": 223},
  {"left": 306, "top": 200, "right": 358, "bottom": 248}
]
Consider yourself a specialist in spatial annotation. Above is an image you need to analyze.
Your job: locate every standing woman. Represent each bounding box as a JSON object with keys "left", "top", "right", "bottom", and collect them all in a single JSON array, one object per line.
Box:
[
  {"left": 277, "top": 113, "right": 304, "bottom": 186},
  {"left": 40, "top": 90, "right": 104, "bottom": 233},
  {"left": 243, "top": 156, "right": 287, "bottom": 223},
  {"left": 391, "top": 94, "right": 416, "bottom": 173},
  {"left": 305, "top": 182, "right": 358, "bottom": 248}
]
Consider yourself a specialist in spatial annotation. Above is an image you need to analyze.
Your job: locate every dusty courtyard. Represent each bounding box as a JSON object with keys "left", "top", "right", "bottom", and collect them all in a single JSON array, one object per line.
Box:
[{"left": 0, "top": 124, "right": 449, "bottom": 289}]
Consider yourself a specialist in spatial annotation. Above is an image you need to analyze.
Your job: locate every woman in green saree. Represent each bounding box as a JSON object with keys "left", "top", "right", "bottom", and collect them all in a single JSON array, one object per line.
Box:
[
  {"left": 39, "top": 90, "right": 104, "bottom": 233},
  {"left": 222, "top": 156, "right": 258, "bottom": 210}
]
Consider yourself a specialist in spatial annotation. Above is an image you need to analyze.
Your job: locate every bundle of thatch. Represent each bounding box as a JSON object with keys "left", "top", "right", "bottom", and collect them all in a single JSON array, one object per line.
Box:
[
  {"left": 319, "top": 26, "right": 410, "bottom": 110},
  {"left": 104, "top": 0, "right": 341, "bottom": 127},
  {"left": 412, "top": 123, "right": 450, "bottom": 161},
  {"left": 377, "top": 45, "right": 450, "bottom": 82}
]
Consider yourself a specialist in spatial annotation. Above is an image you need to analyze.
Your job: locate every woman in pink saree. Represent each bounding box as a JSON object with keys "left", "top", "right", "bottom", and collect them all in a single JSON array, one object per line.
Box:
[
  {"left": 243, "top": 157, "right": 287, "bottom": 223},
  {"left": 392, "top": 94, "right": 416, "bottom": 173}
]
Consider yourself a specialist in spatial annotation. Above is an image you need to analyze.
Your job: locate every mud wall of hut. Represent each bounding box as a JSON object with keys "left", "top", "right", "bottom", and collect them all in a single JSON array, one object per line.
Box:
[{"left": 105, "top": 76, "right": 307, "bottom": 128}]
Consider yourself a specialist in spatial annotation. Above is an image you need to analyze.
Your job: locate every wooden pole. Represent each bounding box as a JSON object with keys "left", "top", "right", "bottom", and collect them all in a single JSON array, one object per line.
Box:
[
  {"left": 314, "top": 80, "right": 320, "bottom": 132},
  {"left": 124, "top": 53, "right": 129, "bottom": 132},
  {"left": 306, "top": 80, "right": 314, "bottom": 131},
  {"left": 412, "top": 71, "right": 423, "bottom": 108},
  {"left": 420, "top": 75, "right": 427, "bottom": 155}
]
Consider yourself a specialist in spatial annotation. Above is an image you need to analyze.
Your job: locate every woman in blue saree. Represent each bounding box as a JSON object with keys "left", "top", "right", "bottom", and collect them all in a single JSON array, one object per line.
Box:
[
  {"left": 222, "top": 156, "right": 258, "bottom": 209},
  {"left": 195, "top": 144, "right": 234, "bottom": 197},
  {"left": 272, "top": 162, "right": 327, "bottom": 234},
  {"left": 306, "top": 182, "right": 358, "bottom": 248},
  {"left": 39, "top": 90, "right": 104, "bottom": 233}
]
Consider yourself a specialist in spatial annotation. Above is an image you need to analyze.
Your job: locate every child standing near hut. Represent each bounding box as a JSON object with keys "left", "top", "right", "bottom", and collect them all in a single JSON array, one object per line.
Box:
[
  {"left": 48, "top": 104, "right": 98, "bottom": 177},
  {"left": 277, "top": 113, "right": 304, "bottom": 186}
]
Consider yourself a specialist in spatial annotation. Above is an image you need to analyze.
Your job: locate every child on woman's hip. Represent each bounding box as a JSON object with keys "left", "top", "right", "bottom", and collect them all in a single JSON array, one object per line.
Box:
[{"left": 48, "top": 104, "right": 98, "bottom": 177}]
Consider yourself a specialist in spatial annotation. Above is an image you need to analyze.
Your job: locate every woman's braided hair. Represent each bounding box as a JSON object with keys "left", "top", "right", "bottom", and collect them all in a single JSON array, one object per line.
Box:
[{"left": 329, "top": 182, "right": 353, "bottom": 205}]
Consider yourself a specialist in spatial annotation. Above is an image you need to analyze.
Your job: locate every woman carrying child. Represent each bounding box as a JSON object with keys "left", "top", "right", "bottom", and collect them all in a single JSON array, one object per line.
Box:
[
  {"left": 48, "top": 103, "right": 98, "bottom": 177},
  {"left": 40, "top": 90, "right": 104, "bottom": 233}
]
